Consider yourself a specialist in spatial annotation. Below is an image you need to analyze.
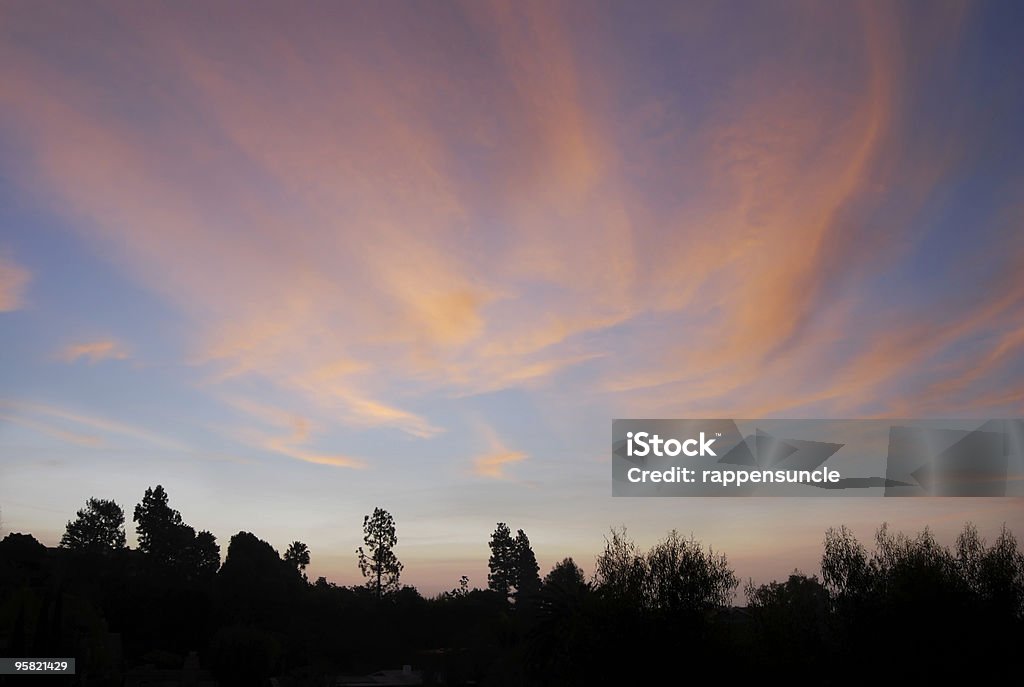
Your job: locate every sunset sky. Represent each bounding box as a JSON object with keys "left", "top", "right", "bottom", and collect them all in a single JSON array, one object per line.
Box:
[{"left": 1, "top": 0, "right": 1022, "bottom": 594}]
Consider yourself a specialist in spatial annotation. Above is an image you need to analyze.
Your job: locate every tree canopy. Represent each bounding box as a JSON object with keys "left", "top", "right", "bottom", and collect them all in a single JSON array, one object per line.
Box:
[
  {"left": 594, "top": 527, "right": 738, "bottom": 612},
  {"left": 133, "top": 485, "right": 220, "bottom": 578},
  {"left": 133, "top": 485, "right": 184, "bottom": 564},
  {"left": 59, "top": 497, "right": 127, "bottom": 553},
  {"left": 488, "top": 523, "right": 541, "bottom": 602}
]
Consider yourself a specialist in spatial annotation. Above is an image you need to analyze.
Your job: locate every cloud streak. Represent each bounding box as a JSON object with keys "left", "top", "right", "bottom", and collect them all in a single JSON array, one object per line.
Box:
[
  {"left": 471, "top": 421, "right": 528, "bottom": 480},
  {"left": 58, "top": 339, "right": 130, "bottom": 364},
  {"left": 473, "top": 449, "right": 528, "bottom": 480},
  {"left": 0, "top": 252, "right": 30, "bottom": 312},
  {"left": 0, "top": 399, "right": 187, "bottom": 451},
  {"left": 0, "top": 413, "right": 104, "bottom": 447},
  {"left": 222, "top": 396, "right": 367, "bottom": 469}
]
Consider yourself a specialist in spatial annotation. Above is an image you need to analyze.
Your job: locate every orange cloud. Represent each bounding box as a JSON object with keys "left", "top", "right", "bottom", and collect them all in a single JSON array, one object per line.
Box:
[
  {"left": 471, "top": 422, "right": 528, "bottom": 479},
  {"left": 223, "top": 396, "right": 367, "bottom": 469},
  {"left": 473, "top": 449, "right": 528, "bottom": 480},
  {"left": 264, "top": 437, "right": 367, "bottom": 470},
  {"left": 0, "top": 253, "right": 30, "bottom": 312},
  {"left": 58, "top": 339, "right": 129, "bottom": 364}
]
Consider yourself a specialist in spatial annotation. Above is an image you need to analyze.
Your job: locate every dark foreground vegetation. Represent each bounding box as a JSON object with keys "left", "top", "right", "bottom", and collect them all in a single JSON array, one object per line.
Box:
[{"left": 1, "top": 485, "right": 1022, "bottom": 685}]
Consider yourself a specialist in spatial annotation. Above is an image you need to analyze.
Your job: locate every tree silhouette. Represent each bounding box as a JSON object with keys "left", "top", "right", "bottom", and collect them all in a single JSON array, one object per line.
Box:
[
  {"left": 218, "top": 531, "right": 299, "bottom": 626},
  {"left": 0, "top": 533, "right": 48, "bottom": 587},
  {"left": 133, "top": 485, "right": 220, "bottom": 577},
  {"left": 59, "top": 497, "right": 126, "bottom": 553},
  {"left": 133, "top": 485, "right": 184, "bottom": 565},
  {"left": 357, "top": 507, "right": 403, "bottom": 599},
  {"left": 488, "top": 522, "right": 516, "bottom": 598},
  {"left": 514, "top": 529, "right": 541, "bottom": 601},
  {"left": 180, "top": 528, "right": 221, "bottom": 580},
  {"left": 593, "top": 527, "right": 737, "bottom": 612},
  {"left": 746, "top": 570, "right": 829, "bottom": 612},
  {"left": 821, "top": 524, "right": 870, "bottom": 600},
  {"left": 487, "top": 523, "right": 540, "bottom": 603},
  {"left": 957, "top": 523, "right": 1024, "bottom": 619},
  {"left": 543, "top": 557, "right": 587, "bottom": 592},
  {"left": 645, "top": 529, "right": 737, "bottom": 612},
  {"left": 284, "top": 540, "right": 311, "bottom": 579},
  {"left": 817, "top": 522, "right": 1024, "bottom": 681},
  {"left": 593, "top": 526, "right": 647, "bottom": 605}
]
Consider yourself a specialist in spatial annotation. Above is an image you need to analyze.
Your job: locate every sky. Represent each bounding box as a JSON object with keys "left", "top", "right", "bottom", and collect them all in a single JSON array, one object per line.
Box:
[{"left": 1, "top": 0, "right": 1022, "bottom": 596}]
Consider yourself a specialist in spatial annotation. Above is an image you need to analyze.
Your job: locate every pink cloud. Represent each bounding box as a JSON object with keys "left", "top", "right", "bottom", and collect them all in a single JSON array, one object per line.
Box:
[
  {"left": 58, "top": 339, "right": 129, "bottom": 364},
  {"left": 0, "top": 252, "right": 30, "bottom": 312}
]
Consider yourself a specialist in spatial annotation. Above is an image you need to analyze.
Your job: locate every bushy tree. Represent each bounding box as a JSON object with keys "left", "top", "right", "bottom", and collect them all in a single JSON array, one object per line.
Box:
[
  {"left": 746, "top": 570, "right": 829, "bottom": 611},
  {"left": 817, "top": 522, "right": 1024, "bottom": 680},
  {"left": 357, "top": 507, "right": 403, "bottom": 599},
  {"left": 822, "top": 523, "right": 975, "bottom": 605},
  {"left": 0, "top": 533, "right": 48, "bottom": 587},
  {"left": 957, "top": 523, "right": 1024, "bottom": 619},
  {"left": 538, "top": 557, "right": 590, "bottom": 624},
  {"left": 821, "top": 524, "right": 870, "bottom": 599},
  {"left": 133, "top": 485, "right": 219, "bottom": 578},
  {"left": 133, "top": 485, "right": 184, "bottom": 564},
  {"left": 543, "top": 558, "right": 587, "bottom": 593},
  {"left": 59, "top": 498, "right": 126, "bottom": 553},
  {"left": 593, "top": 527, "right": 647, "bottom": 605},
  {"left": 645, "top": 529, "right": 737, "bottom": 612},
  {"left": 180, "top": 528, "right": 221, "bottom": 579},
  {"left": 218, "top": 531, "right": 298, "bottom": 625},
  {"left": 594, "top": 527, "right": 737, "bottom": 612}
]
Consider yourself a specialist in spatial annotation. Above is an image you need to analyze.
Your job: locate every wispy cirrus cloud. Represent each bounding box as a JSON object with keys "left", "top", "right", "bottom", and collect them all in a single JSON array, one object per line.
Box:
[
  {"left": 58, "top": 338, "right": 129, "bottom": 364},
  {"left": 0, "top": 0, "right": 1019, "bottom": 438},
  {"left": 0, "top": 252, "right": 30, "bottom": 312},
  {"left": 473, "top": 449, "right": 528, "bottom": 480},
  {"left": 471, "top": 423, "right": 527, "bottom": 480},
  {"left": 222, "top": 396, "right": 367, "bottom": 469},
  {"left": 0, "top": 412, "right": 104, "bottom": 447},
  {"left": 262, "top": 439, "right": 366, "bottom": 469},
  {"left": 0, "top": 399, "right": 187, "bottom": 450}
]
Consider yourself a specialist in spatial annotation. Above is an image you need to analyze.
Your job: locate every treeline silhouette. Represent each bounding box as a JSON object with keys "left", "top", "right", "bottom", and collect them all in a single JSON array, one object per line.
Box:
[{"left": 1, "top": 485, "right": 1022, "bottom": 685}]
